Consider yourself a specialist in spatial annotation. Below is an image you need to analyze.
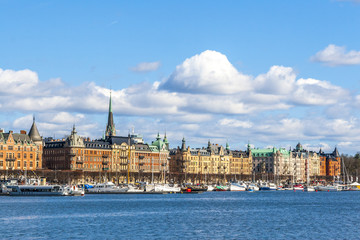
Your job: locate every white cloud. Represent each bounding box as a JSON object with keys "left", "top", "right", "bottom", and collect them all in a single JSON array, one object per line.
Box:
[
  {"left": 311, "top": 44, "right": 360, "bottom": 66},
  {"left": 1, "top": 49, "right": 359, "bottom": 154},
  {"left": 130, "top": 61, "right": 161, "bottom": 72},
  {"left": 0, "top": 68, "right": 38, "bottom": 95},
  {"left": 218, "top": 118, "right": 253, "bottom": 128},
  {"left": 292, "top": 78, "right": 349, "bottom": 105},
  {"left": 254, "top": 65, "right": 296, "bottom": 95},
  {"left": 161, "top": 50, "right": 252, "bottom": 94}
]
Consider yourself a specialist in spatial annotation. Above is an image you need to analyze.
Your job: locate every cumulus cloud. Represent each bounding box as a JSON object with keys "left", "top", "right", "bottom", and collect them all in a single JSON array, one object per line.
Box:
[
  {"left": 1, "top": 49, "right": 359, "bottom": 154},
  {"left": 161, "top": 50, "right": 252, "bottom": 94},
  {"left": 291, "top": 78, "right": 349, "bottom": 105},
  {"left": 0, "top": 68, "right": 38, "bottom": 95},
  {"left": 130, "top": 61, "right": 161, "bottom": 72},
  {"left": 218, "top": 118, "right": 253, "bottom": 128},
  {"left": 254, "top": 65, "right": 296, "bottom": 95},
  {"left": 311, "top": 44, "right": 360, "bottom": 66}
]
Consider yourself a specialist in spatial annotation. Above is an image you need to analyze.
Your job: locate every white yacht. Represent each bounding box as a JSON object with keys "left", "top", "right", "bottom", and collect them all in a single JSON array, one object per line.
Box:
[
  {"left": 247, "top": 183, "right": 260, "bottom": 192},
  {"left": 7, "top": 185, "right": 67, "bottom": 196},
  {"left": 87, "top": 182, "right": 128, "bottom": 193},
  {"left": 65, "top": 185, "right": 85, "bottom": 196},
  {"left": 153, "top": 184, "right": 181, "bottom": 193},
  {"left": 229, "top": 182, "right": 247, "bottom": 191}
]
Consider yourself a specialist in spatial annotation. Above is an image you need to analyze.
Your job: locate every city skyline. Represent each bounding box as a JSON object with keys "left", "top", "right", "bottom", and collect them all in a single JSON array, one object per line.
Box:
[{"left": 1, "top": 1, "right": 360, "bottom": 154}]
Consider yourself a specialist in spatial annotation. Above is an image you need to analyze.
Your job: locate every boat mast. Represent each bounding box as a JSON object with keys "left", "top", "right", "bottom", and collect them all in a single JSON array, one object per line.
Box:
[{"left": 127, "top": 135, "right": 131, "bottom": 184}]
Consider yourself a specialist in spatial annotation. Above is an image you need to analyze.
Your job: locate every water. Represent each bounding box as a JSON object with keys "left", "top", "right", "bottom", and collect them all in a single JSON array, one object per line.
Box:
[{"left": 1, "top": 191, "right": 359, "bottom": 239}]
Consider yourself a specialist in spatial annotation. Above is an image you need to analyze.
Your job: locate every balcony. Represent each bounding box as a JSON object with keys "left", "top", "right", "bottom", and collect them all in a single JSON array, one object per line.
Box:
[
  {"left": 102, "top": 161, "right": 108, "bottom": 165},
  {"left": 76, "top": 160, "right": 84, "bottom": 164},
  {"left": 68, "top": 152, "right": 76, "bottom": 157},
  {"left": 6, "top": 158, "right": 16, "bottom": 162},
  {"left": 102, "top": 167, "right": 109, "bottom": 171},
  {"left": 139, "top": 156, "right": 145, "bottom": 159},
  {"left": 102, "top": 155, "right": 109, "bottom": 158}
]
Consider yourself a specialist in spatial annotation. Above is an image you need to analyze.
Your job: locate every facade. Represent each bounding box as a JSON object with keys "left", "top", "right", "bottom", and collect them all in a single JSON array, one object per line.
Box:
[
  {"left": 43, "top": 94, "right": 170, "bottom": 184},
  {"left": 319, "top": 147, "right": 341, "bottom": 178},
  {"left": 169, "top": 139, "right": 252, "bottom": 184},
  {"left": 0, "top": 118, "right": 43, "bottom": 179}
]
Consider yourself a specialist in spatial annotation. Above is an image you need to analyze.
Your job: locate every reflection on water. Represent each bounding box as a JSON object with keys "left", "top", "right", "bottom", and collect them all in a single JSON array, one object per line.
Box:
[{"left": 1, "top": 191, "right": 359, "bottom": 239}]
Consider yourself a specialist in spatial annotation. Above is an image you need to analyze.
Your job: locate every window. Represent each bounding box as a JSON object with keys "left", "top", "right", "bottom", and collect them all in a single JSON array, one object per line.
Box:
[
  {"left": 24, "top": 153, "right": 27, "bottom": 159},
  {"left": 30, "top": 154, "right": 33, "bottom": 159},
  {"left": 24, "top": 161, "right": 27, "bottom": 167},
  {"left": 17, "top": 161, "right": 20, "bottom": 168},
  {"left": 0, "top": 152, "right": 3, "bottom": 158},
  {"left": 8, "top": 146, "right": 13, "bottom": 150}
]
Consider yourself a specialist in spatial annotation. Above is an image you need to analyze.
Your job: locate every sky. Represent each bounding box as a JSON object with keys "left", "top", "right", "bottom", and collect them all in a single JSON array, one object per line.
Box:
[{"left": 1, "top": 0, "right": 360, "bottom": 155}]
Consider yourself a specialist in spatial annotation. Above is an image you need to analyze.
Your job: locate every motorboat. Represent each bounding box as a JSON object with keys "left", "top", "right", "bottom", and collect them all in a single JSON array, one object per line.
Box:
[
  {"left": 213, "top": 185, "right": 229, "bottom": 191},
  {"left": 65, "top": 185, "right": 85, "bottom": 196},
  {"left": 304, "top": 186, "right": 315, "bottom": 192},
  {"left": 293, "top": 184, "right": 304, "bottom": 191},
  {"left": 229, "top": 182, "right": 247, "bottom": 191},
  {"left": 6, "top": 185, "right": 67, "bottom": 196},
  {"left": 259, "top": 182, "right": 277, "bottom": 191},
  {"left": 315, "top": 185, "right": 342, "bottom": 192},
  {"left": 247, "top": 183, "right": 260, "bottom": 192},
  {"left": 155, "top": 184, "right": 181, "bottom": 193},
  {"left": 349, "top": 182, "right": 360, "bottom": 191},
  {"left": 87, "top": 182, "right": 128, "bottom": 193}
]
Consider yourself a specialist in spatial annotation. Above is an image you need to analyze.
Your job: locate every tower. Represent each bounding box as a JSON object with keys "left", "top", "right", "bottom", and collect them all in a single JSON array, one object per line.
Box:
[
  {"left": 28, "top": 116, "right": 42, "bottom": 144},
  {"left": 105, "top": 92, "right": 116, "bottom": 137}
]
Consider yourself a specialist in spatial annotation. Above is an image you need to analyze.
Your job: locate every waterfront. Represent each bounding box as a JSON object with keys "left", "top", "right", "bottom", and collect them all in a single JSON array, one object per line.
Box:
[{"left": 1, "top": 191, "right": 359, "bottom": 239}]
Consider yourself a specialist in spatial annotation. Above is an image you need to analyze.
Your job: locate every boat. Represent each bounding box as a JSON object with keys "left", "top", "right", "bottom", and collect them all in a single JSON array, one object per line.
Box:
[
  {"left": 127, "top": 184, "right": 145, "bottom": 193},
  {"left": 247, "top": 183, "right": 260, "bottom": 192},
  {"left": 206, "top": 185, "right": 215, "bottom": 191},
  {"left": 304, "top": 186, "right": 315, "bottom": 192},
  {"left": 86, "top": 182, "right": 128, "bottom": 193},
  {"left": 229, "top": 182, "right": 247, "bottom": 191},
  {"left": 349, "top": 182, "right": 360, "bottom": 191},
  {"left": 213, "top": 185, "right": 228, "bottom": 191},
  {"left": 259, "top": 182, "right": 277, "bottom": 191},
  {"left": 181, "top": 185, "right": 207, "bottom": 193},
  {"left": 315, "top": 185, "right": 342, "bottom": 192},
  {"left": 65, "top": 185, "right": 85, "bottom": 196},
  {"left": 6, "top": 185, "right": 67, "bottom": 196},
  {"left": 154, "top": 184, "right": 181, "bottom": 193},
  {"left": 293, "top": 184, "right": 304, "bottom": 191}
]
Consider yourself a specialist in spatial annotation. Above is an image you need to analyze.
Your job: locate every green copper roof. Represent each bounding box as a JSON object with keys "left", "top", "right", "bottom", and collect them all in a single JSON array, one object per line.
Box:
[{"left": 252, "top": 147, "right": 290, "bottom": 157}]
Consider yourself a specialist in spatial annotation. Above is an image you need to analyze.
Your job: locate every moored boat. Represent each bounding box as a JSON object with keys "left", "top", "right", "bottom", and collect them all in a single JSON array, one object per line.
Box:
[
  {"left": 7, "top": 185, "right": 67, "bottom": 196},
  {"left": 229, "top": 182, "right": 247, "bottom": 191},
  {"left": 87, "top": 182, "right": 128, "bottom": 193}
]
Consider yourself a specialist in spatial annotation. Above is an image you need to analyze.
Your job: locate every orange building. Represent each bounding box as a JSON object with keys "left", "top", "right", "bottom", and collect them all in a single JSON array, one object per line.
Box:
[
  {"left": 0, "top": 118, "right": 43, "bottom": 175},
  {"left": 319, "top": 147, "right": 341, "bottom": 179}
]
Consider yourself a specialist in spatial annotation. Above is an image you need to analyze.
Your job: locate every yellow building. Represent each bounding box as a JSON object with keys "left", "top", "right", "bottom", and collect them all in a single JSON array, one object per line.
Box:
[
  {"left": 169, "top": 139, "right": 252, "bottom": 184},
  {"left": 0, "top": 118, "right": 43, "bottom": 178}
]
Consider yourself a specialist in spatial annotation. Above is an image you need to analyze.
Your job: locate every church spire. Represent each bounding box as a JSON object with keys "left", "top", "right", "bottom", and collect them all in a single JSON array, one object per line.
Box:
[{"left": 105, "top": 91, "right": 116, "bottom": 137}]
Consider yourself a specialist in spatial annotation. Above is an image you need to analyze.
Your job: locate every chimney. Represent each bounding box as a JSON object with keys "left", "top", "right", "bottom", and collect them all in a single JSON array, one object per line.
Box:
[
  {"left": 9, "top": 130, "right": 13, "bottom": 134},
  {"left": 20, "top": 130, "right": 27, "bottom": 135},
  {"left": 0, "top": 129, "right": 3, "bottom": 133}
]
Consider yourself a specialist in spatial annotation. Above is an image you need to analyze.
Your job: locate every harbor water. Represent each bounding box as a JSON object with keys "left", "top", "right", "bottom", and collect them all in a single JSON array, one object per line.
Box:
[{"left": 0, "top": 191, "right": 359, "bottom": 239}]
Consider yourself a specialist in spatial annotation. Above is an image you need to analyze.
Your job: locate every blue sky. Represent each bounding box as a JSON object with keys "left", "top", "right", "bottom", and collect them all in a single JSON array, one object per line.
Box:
[{"left": 1, "top": 1, "right": 360, "bottom": 154}]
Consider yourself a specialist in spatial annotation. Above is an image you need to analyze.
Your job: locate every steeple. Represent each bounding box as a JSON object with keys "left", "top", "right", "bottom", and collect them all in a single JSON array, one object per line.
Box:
[
  {"left": 163, "top": 132, "right": 169, "bottom": 150},
  {"left": 105, "top": 91, "right": 116, "bottom": 137},
  {"left": 28, "top": 116, "right": 42, "bottom": 143}
]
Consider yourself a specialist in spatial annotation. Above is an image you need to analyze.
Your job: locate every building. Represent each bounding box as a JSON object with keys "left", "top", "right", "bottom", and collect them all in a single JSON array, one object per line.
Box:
[
  {"left": 169, "top": 139, "right": 252, "bottom": 184},
  {"left": 0, "top": 117, "right": 43, "bottom": 178},
  {"left": 43, "top": 93, "right": 170, "bottom": 184}
]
